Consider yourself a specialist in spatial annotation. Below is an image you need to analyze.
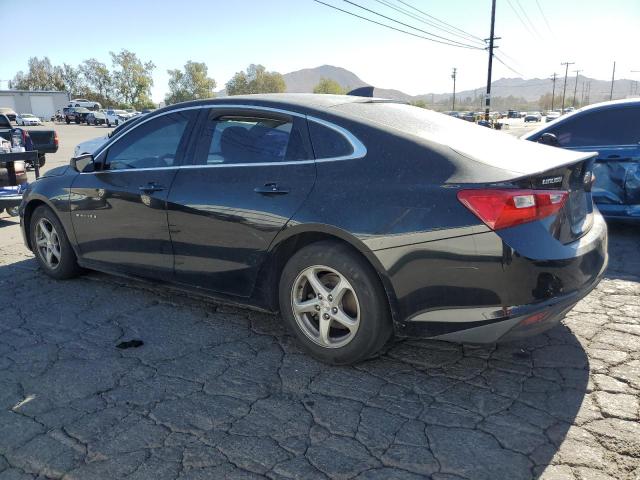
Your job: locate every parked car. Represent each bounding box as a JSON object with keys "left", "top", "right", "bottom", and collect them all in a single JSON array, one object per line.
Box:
[
  {"left": 86, "top": 112, "right": 107, "bottom": 126},
  {"left": 16, "top": 113, "right": 42, "bottom": 126},
  {"left": 0, "top": 114, "right": 58, "bottom": 168},
  {"left": 105, "top": 109, "right": 131, "bottom": 127},
  {"left": 507, "top": 110, "right": 520, "bottom": 119},
  {"left": 74, "top": 114, "right": 146, "bottom": 156},
  {"left": 0, "top": 107, "right": 17, "bottom": 122},
  {"left": 545, "top": 111, "right": 561, "bottom": 122},
  {"left": 523, "top": 98, "right": 640, "bottom": 220},
  {"left": 524, "top": 112, "right": 542, "bottom": 122},
  {"left": 20, "top": 94, "right": 607, "bottom": 364},
  {"left": 64, "top": 107, "right": 91, "bottom": 124},
  {"left": 69, "top": 98, "right": 101, "bottom": 110}
]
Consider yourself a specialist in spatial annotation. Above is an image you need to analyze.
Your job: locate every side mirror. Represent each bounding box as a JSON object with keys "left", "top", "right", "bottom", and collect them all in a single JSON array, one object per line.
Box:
[
  {"left": 70, "top": 154, "right": 95, "bottom": 173},
  {"left": 538, "top": 132, "right": 559, "bottom": 147}
]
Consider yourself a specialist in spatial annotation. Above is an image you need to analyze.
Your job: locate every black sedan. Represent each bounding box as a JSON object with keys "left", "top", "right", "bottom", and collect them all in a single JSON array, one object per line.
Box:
[{"left": 19, "top": 94, "right": 608, "bottom": 364}]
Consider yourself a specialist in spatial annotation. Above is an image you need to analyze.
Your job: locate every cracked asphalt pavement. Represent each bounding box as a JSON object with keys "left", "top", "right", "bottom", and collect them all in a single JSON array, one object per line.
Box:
[{"left": 0, "top": 126, "right": 639, "bottom": 480}]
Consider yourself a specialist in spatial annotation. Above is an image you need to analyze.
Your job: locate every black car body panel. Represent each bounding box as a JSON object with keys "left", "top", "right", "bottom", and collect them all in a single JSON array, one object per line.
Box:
[
  {"left": 523, "top": 99, "right": 640, "bottom": 220},
  {"left": 21, "top": 94, "right": 608, "bottom": 343}
]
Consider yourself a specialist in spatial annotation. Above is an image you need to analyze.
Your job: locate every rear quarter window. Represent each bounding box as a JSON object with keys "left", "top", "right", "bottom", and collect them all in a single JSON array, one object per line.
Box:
[{"left": 308, "top": 120, "right": 354, "bottom": 159}]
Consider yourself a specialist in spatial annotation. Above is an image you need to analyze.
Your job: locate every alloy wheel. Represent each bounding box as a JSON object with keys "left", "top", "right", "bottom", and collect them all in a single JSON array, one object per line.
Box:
[
  {"left": 35, "top": 218, "right": 62, "bottom": 269},
  {"left": 291, "top": 265, "right": 360, "bottom": 348}
]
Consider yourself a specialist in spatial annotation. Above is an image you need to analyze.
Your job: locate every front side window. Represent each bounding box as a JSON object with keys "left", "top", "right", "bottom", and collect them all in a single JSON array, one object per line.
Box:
[
  {"left": 104, "top": 111, "right": 194, "bottom": 170},
  {"left": 550, "top": 107, "right": 640, "bottom": 147},
  {"left": 195, "top": 112, "right": 308, "bottom": 165}
]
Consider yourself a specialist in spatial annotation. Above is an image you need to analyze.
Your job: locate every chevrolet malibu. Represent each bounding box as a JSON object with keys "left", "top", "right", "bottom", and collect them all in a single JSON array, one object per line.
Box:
[{"left": 20, "top": 94, "right": 608, "bottom": 364}]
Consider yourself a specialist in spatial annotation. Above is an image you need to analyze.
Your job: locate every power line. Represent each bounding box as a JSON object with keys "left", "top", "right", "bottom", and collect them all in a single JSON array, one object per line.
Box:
[
  {"left": 313, "top": 1, "right": 483, "bottom": 49},
  {"left": 371, "top": 0, "right": 485, "bottom": 46},
  {"left": 506, "top": 0, "right": 537, "bottom": 40},
  {"left": 392, "top": 0, "right": 485, "bottom": 42},
  {"left": 340, "top": 0, "right": 483, "bottom": 49},
  {"left": 494, "top": 54, "right": 523, "bottom": 77},
  {"left": 534, "top": 0, "right": 554, "bottom": 36},
  {"left": 514, "top": 0, "right": 542, "bottom": 40}
]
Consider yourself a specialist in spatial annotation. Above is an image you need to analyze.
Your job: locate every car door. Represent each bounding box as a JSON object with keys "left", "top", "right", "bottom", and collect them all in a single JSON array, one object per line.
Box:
[
  {"left": 166, "top": 107, "right": 316, "bottom": 297},
  {"left": 69, "top": 109, "right": 199, "bottom": 280},
  {"left": 542, "top": 106, "right": 640, "bottom": 208}
]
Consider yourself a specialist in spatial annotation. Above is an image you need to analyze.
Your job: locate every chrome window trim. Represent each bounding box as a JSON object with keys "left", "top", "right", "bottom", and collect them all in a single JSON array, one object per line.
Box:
[{"left": 83, "top": 103, "right": 367, "bottom": 175}]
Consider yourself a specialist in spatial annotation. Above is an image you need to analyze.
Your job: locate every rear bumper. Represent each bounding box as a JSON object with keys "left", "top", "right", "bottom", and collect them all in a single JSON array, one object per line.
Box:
[
  {"left": 378, "top": 211, "right": 608, "bottom": 343},
  {"left": 0, "top": 193, "right": 23, "bottom": 210}
]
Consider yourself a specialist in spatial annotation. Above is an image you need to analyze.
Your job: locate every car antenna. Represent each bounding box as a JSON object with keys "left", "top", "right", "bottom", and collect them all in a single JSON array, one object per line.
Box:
[{"left": 346, "top": 86, "right": 374, "bottom": 97}]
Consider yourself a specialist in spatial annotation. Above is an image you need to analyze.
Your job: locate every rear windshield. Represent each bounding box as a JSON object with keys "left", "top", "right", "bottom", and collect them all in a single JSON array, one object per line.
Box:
[{"left": 332, "top": 102, "right": 594, "bottom": 176}]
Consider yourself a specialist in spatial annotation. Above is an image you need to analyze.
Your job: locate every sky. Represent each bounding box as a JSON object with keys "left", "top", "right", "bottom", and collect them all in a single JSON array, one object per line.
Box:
[{"left": 3, "top": 0, "right": 639, "bottom": 103}]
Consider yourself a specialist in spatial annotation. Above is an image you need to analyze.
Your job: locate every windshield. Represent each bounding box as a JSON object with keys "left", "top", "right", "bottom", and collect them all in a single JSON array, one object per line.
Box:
[{"left": 22, "top": 114, "right": 35, "bottom": 118}]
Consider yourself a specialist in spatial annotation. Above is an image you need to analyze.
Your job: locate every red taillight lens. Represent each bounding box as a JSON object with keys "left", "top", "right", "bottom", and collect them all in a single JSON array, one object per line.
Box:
[
  {"left": 457, "top": 189, "right": 568, "bottom": 230},
  {"left": 54, "top": 132, "right": 59, "bottom": 148}
]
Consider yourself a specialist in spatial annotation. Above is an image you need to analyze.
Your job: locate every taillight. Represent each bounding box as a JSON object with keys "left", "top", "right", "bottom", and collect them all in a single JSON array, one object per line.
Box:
[
  {"left": 54, "top": 132, "right": 59, "bottom": 148},
  {"left": 457, "top": 189, "right": 569, "bottom": 230}
]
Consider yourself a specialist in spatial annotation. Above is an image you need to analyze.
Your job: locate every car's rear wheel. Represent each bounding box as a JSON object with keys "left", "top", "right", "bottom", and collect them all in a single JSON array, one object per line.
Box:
[
  {"left": 30, "top": 206, "right": 83, "bottom": 280},
  {"left": 279, "top": 241, "right": 392, "bottom": 365}
]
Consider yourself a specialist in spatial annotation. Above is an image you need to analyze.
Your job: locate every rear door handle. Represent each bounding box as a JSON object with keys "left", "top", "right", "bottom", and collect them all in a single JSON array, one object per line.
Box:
[
  {"left": 139, "top": 183, "right": 165, "bottom": 193},
  {"left": 254, "top": 183, "right": 290, "bottom": 195}
]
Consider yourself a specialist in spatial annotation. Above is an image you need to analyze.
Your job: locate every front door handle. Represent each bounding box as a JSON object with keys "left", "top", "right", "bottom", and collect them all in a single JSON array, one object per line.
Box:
[
  {"left": 254, "top": 183, "right": 290, "bottom": 195},
  {"left": 139, "top": 183, "right": 165, "bottom": 193}
]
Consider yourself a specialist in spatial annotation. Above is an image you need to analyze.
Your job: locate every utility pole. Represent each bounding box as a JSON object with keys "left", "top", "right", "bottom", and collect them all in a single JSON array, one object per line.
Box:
[
  {"left": 581, "top": 81, "right": 586, "bottom": 106},
  {"left": 484, "top": 0, "right": 498, "bottom": 121},
  {"left": 560, "top": 61, "right": 574, "bottom": 113},
  {"left": 631, "top": 71, "right": 640, "bottom": 96},
  {"left": 586, "top": 81, "right": 591, "bottom": 104},
  {"left": 572, "top": 69, "right": 582, "bottom": 107},
  {"left": 610, "top": 61, "right": 616, "bottom": 100},
  {"left": 550, "top": 72, "right": 558, "bottom": 111},
  {"left": 451, "top": 68, "right": 457, "bottom": 111}
]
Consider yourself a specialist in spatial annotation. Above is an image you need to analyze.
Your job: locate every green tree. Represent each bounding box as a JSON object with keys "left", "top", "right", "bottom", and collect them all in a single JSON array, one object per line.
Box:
[
  {"left": 165, "top": 61, "right": 216, "bottom": 105},
  {"left": 110, "top": 49, "right": 155, "bottom": 109},
  {"left": 409, "top": 100, "right": 427, "bottom": 108},
  {"left": 313, "top": 78, "right": 346, "bottom": 94},
  {"left": 226, "top": 64, "right": 285, "bottom": 95},
  {"left": 80, "top": 59, "right": 113, "bottom": 102},
  {"left": 59, "top": 64, "right": 84, "bottom": 96},
  {"left": 12, "top": 57, "right": 63, "bottom": 90}
]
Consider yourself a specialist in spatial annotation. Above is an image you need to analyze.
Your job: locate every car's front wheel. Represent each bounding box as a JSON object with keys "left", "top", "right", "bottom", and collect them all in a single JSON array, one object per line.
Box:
[
  {"left": 279, "top": 241, "right": 392, "bottom": 365},
  {"left": 30, "top": 206, "right": 83, "bottom": 280}
]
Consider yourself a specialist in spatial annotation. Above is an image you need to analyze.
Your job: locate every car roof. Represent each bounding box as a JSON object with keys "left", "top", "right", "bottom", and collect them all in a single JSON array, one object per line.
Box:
[{"left": 152, "top": 93, "right": 399, "bottom": 117}]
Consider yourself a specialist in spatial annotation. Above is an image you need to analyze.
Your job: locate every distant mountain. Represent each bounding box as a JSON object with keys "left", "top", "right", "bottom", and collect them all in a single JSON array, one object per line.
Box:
[
  {"left": 218, "top": 65, "right": 637, "bottom": 105},
  {"left": 283, "top": 65, "right": 366, "bottom": 92},
  {"left": 284, "top": 65, "right": 412, "bottom": 100}
]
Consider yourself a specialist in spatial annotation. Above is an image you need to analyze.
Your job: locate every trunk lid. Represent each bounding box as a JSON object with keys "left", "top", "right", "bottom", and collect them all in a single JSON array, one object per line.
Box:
[{"left": 517, "top": 157, "right": 596, "bottom": 243}]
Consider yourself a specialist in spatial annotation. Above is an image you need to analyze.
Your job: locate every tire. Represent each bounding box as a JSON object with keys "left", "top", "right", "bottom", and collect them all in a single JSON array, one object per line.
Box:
[
  {"left": 38, "top": 155, "right": 46, "bottom": 168},
  {"left": 115, "top": 120, "right": 119, "bottom": 126},
  {"left": 66, "top": 118, "right": 70, "bottom": 124},
  {"left": 279, "top": 241, "right": 392, "bottom": 365},
  {"left": 30, "top": 205, "right": 83, "bottom": 280}
]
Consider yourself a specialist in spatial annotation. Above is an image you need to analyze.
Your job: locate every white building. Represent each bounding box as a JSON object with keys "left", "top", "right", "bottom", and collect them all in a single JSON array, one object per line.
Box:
[{"left": 0, "top": 90, "right": 70, "bottom": 120}]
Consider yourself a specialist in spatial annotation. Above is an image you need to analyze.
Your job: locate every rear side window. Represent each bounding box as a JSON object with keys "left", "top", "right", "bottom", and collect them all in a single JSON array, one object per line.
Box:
[
  {"left": 105, "top": 111, "right": 194, "bottom": 170},
  {"left": 308, "top": 120, "right": 354, "bottom": 159},
  {"left": 550, "top": 106, "right": 640, "bottom": 147},
  {"left": 195, "top": 113, "right": 309, "bottom": 165}
]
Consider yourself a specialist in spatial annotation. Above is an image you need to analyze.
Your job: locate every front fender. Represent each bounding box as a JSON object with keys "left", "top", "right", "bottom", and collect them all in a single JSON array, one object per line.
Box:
[{"left": 20, "top": 175, "right": 77, "bottom": 254}]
